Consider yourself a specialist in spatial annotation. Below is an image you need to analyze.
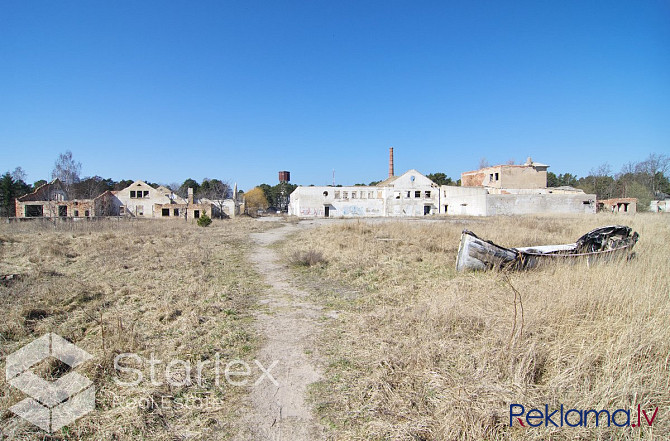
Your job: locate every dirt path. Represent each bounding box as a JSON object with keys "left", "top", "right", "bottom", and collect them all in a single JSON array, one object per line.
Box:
[{"left": 235, "top": 221, "right": 326, "bottom": 440}]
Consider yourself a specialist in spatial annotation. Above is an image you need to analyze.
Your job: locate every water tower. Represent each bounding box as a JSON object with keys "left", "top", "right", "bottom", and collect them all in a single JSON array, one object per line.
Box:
[{"left": 278, "top": 171, "right": 290, "bottom": 211}]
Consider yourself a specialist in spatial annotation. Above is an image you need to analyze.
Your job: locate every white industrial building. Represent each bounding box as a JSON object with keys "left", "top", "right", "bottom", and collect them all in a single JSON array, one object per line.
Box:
[{"left": 288, "top": 153, "right": 597, "bottom": 218}]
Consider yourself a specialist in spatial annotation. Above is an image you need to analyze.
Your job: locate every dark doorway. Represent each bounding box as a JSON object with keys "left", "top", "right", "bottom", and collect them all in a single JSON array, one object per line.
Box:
[
  {"left": 58, "top": 205, "right": 67, "bottom": 217},
  {"left": 162, "top": 208, "right": 170, "bottom": 217},
  {"left": 194, "top": 210, "right": 200, "bottom": 218},
  {"left": 424, "top": 206, "right": 431, "bottom": 215},
  {"left": 324, "top": 206, "right": 330, "bottom": 218}
]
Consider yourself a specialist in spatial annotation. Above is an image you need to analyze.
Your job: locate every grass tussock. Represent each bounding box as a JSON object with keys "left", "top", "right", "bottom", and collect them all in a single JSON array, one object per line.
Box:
[
  {"left": 289, "top": 249, "right": 328, "bottom": 267},
  {"left": 0, "top": 217, "right": 275, "bottom": 440},
  {"left": 285, "top": 214, "right": 670, "bottom": 440}
]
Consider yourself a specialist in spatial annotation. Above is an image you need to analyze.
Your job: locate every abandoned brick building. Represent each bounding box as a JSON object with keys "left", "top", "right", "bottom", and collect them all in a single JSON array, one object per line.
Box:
[{"left": 15, "top": 179, "right": 238, "bottom": 220}]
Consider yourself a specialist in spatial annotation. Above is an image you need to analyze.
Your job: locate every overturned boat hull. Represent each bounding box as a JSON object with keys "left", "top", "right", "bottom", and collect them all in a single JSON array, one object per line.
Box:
[{"left": 456, "top": 225, "right": 639, "bottom": 272}]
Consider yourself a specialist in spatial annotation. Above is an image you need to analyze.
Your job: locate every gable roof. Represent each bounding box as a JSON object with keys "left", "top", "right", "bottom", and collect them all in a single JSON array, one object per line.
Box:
[
  {"left": 16, "top": 179, "right": 67, "bottom": 202},
  {"left": 378, "top": 169, "right": 437, "bottom": 188}
]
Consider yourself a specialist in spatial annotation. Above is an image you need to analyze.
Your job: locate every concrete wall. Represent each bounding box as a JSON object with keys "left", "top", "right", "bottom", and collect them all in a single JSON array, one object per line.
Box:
[
  {"left": 650, "top": 200, "right": 669, "bottom": 213},
  {"left": 487, "top": 193, "right": 596, "bottom": 215},
  {"left": 440, "top": 186, "right": 488, "bottom": 216}
]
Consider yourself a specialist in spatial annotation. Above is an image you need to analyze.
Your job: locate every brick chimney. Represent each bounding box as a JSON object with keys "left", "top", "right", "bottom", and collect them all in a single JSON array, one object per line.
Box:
[
  {"left": 389, "top": 147, "right": 394, "bottom": 178},
  {"left": 188, "top": 187, "right": 194, "bottom": 204}
]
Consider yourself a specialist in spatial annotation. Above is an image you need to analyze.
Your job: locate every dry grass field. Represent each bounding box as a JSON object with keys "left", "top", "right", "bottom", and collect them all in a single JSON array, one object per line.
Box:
[
  {"left": 284, "top": 214, "right": 670, "bottom": 440},
  {"left": 0, "top": 218, "right": 274, "bottom": 440}
]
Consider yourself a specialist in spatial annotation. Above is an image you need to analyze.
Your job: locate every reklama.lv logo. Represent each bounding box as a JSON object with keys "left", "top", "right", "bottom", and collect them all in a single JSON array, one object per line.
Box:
[{"left": 510, "top": 403, "right": 658, "bottom": 428}]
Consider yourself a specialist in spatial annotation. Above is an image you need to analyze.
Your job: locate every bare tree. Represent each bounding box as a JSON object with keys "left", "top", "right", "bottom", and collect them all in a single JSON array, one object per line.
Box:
[
  {"left": 635, "top": 153, "right": 669, "bottom": 194},
  {"left": 51, "top": 150, "right": 81, "bottom": 198},
  {"left": 199, "top": 178, "right": 231, "bottom": 218},
  {"left": 478, "top": 157, "right": 490, "bottom": 169},
  {"left": 11, "top": 167, "right": 27, "bottom": 182}
]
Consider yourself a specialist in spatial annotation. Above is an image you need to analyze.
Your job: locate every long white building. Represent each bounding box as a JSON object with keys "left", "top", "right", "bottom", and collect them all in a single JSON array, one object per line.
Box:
[{"left": 288, "top": 159, "right": 597, "bottom": 218}]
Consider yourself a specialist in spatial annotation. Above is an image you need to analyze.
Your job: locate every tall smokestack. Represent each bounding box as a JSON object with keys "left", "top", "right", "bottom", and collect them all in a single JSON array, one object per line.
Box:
[{"left": 389, "top": 147, "right": 394, "bottom": 178}]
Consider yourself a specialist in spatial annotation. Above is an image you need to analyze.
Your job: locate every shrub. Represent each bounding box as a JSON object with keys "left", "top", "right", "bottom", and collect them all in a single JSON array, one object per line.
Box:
[
  {"left": 289, "top": 249, "right": 327, "bottom": 267},
  {"left": 197, "top": 213, "right": 212, "bottom": 227}
]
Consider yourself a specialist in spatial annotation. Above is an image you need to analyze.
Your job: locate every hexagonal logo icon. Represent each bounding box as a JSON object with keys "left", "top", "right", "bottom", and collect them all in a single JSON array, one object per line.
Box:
[{"left": 6, "top": 333, "right": 94, "bottom": 433}]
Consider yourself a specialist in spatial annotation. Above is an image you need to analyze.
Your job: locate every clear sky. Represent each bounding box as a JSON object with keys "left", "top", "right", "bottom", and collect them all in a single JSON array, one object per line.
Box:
[{"left": 1, "top": 0, "right": 668, "bottom": 191}]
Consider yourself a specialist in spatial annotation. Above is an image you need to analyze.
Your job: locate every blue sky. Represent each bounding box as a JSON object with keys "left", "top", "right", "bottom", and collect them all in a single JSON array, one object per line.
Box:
[{"left": 1, "top": 0, "right": 668, "bottom": 191}]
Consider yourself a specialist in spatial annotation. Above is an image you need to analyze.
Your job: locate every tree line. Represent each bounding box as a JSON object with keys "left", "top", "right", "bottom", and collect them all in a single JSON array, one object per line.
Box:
[{"left": 547, "top": 153, "right": 669, "bottom": 210}]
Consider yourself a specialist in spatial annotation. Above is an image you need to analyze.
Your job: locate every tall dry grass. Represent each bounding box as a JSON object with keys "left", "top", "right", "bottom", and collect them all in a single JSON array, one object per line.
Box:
[
  {"left": 285, "top": 214, "right": 670, "bottom": 440},
  {"left": 0, "top": 218, "right": 274, "bottom": 440}
]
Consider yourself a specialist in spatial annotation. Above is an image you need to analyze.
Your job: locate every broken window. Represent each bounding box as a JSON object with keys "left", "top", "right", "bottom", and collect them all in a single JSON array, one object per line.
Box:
[
  {"left": 323, "top": 191, "right": 329, "bottom": 197},
  {"left": 351, "top": 192, "right": 357, "bottom": 199},
  {"left": 343, "top": 191, "right": 348, "bottom": 199},
  {"left": 394, "top": 191, "right": 401, "bottom": 199},
  {"left": 194, "top": 210, "right": 200, "bottom": 218},
  {"left": 334, "top": 191, "right": 340, "bottom": 199},
  {"left": 368, "top": 191, "right": 374, "bottom": 199},
  {"left": 130, "top": 191, "right": 136, "bottom": 198},
  {"left": 119, "top": 206, "right": 125, "bottom": 215},
  {"left": 495, "top": 172, "right": 499, "bottom": 181},
  {"left": 489, "top": 174, "right": 494, "bottom": 182},
  {"left": 74, "top": 210, "right": 79, "bottom": 217},
  {"left": 406, "top": 191, "right": 411, "bottom": 198},
  {"left": 415, "top": 191, "right": 421, "bottom": 198},
  {"left": 137, "top": 205, "right": 144, "bottom": 216},
  {"left": 173, "top": 208, "right": 179, "bottom": 216},
  {"left": 425, "top": 191, "right": 431, "bottom": 198},
  {"left": 85, "top": 210, "right": 90, "bottom": 217},
  {"left": 143, "top": 191, "right": 149, "bottom": 197},
  {"left": 58, "top": 205, "right": 67, "bottom": 217},
  {"left": 25, "top": 205, "right": 44, "bottom": 217},
  {"left": 162, "top": 208, "right": 170, "bottom": 216}
]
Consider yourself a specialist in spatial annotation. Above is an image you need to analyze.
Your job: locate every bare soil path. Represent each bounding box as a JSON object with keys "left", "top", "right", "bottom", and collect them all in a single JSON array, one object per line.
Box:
[{"left": 235, "top": 220, "right": 327, "bottom": 440}]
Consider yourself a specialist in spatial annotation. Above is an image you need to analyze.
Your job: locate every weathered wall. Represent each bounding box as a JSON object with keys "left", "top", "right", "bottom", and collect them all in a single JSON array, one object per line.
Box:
[
  {"left": 115, "top": 181, "right": 174, "bottom": 217},
  {"left": 650, "top": 200, "right": 669, "bottom": 213},
  {"left": 15, "top": 200, "right": 96, "bottom": 218},
  {"left": 152, "top": 203, "right": 213, "bottom": 219},
  {"left": 599, "top": 198, "right": 637, "bottom": 214},
  {"left": 440, "top": 186, "right": 488, "bottom": 216},
  {"left": 487, "top": 193, "right": 596, "bottom": 215},
  {"left": 290, "top": 186, "right": 386, "bottom": 217},
  {"left": 462, "top": 164, "right": 547, "bottom": 189},
  {"left": 500, "top": 166, "right": 546, "bottom": 189}
]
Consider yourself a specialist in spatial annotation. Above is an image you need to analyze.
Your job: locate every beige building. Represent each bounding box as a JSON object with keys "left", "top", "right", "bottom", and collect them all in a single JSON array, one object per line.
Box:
[
  {"left": 598, "top": 198, "right": 637, "bottom": 213},
  {"left": 14, "top": 179, "right": 238, "bottom": 220},
  {"left": 461, "top": 157, "right": 549, "bottom": 190}
]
